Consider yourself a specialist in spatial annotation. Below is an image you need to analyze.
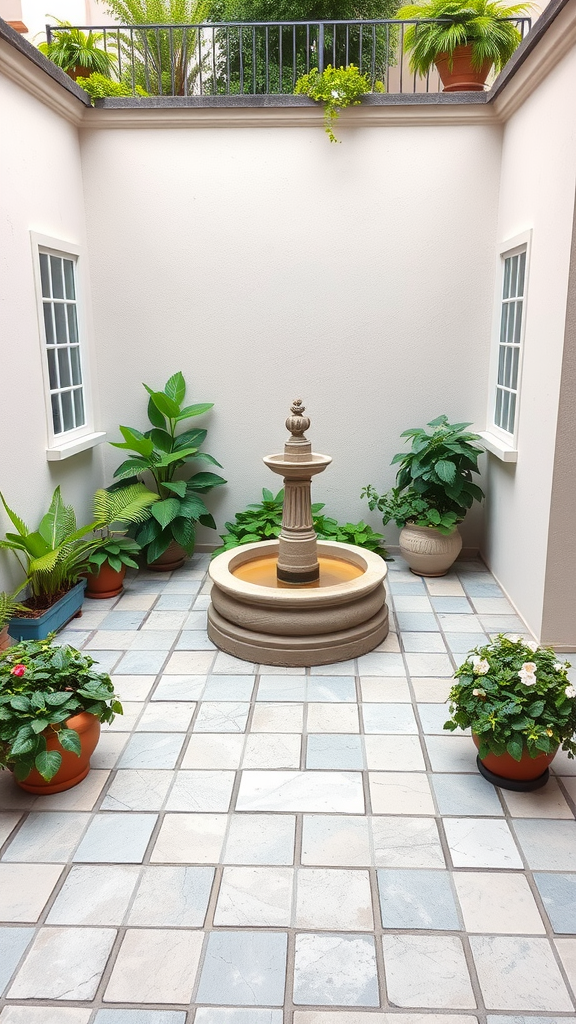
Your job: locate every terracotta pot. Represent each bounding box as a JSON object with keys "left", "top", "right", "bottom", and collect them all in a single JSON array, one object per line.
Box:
[
  {"left": 435, "top": 45, "right": 492, "bottom": 92},
  {"left": 0, "top": 625, "right": 11, "bottom": 651},
  {"left": 67, "top": 64, "right": 89, "bottom": 82},
  {"left": 17, "top": 712, "right": 101, "bottom": 795},
  {"left": 85, "top": 562, "right": 126, "bottom": 599},
  {"left": 472, "top": 733, "right": 557, "bottom": 781},
  {"left": 148, "top": 540, "right": 187, "bottom": 572},
  {"left": 399, "top": 523, "right": 462, "bottom": 577}
]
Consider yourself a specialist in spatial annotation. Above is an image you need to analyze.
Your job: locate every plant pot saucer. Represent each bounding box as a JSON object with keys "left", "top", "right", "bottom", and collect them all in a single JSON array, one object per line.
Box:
[{"left": 476, "top": 755, "right": 550, "bottom": 792}]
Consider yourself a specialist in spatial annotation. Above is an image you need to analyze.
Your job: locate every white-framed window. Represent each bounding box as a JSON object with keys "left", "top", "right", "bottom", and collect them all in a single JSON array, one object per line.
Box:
[
  {"left": 482, "top": 231, "right": 531, "bottom": 461},
  {"left": 31, "top": 233, "right": 105, "bottom": 459}
]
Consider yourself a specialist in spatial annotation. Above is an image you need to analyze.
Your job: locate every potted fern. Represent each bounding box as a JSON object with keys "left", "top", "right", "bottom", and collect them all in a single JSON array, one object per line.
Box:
[
  {"left": 396, "top": 0, "right": 529, "bottom": 92},
  {"left": 38, "top": 20, "right": 117, "bottom": 81},
  {"left": 85, "top": 485, "right": 159, "bottom": 599}
]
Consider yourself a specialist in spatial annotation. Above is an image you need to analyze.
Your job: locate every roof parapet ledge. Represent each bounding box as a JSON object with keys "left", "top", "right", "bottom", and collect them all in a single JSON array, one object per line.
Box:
[{"left": 0, "top": 16, "right": 90, "bottom": 125}]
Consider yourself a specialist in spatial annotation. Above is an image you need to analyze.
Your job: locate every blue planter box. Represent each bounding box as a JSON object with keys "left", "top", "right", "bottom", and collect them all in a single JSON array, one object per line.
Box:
[{"left": 7, "top": 580, "right": 87, "bottom": 641}]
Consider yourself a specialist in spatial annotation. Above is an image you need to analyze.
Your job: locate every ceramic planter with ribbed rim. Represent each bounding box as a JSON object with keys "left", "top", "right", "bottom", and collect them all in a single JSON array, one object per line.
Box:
[{"left": 399, "top": 523, "right": 462, "bottom": 577}]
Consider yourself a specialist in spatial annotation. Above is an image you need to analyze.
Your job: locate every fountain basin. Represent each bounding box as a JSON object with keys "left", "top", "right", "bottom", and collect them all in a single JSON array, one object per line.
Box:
[{"left": 208, "top": 539, "right": 389, "bottom": 666}]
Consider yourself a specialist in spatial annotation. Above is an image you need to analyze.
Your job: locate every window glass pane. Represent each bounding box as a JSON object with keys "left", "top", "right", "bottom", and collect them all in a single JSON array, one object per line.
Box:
[
  {"left": 497, "top": 346, "right": 506, "bottom": 386},
  {"left": 57, "top": 349, "right": 72, "bottom": 388},
  {"left": 54, "top": 304, "right": 68, "bottom": 345},
  {"left": 43, "top": 304, "right": 55, "bottom": 346},
  {"left": 50, "top": 256, "right": 64, "bottom": 299},
  {"left": 63, "top": 260, "right": 76, "bottom": 300},
  {"left": 500, "top": 304, "right": 508, "bottom": 345},
  {"left": 47, "top": 349, "right": 58, "bottom": 390},
  {"left": 514, "top": 300, "right": 523, "bottom": 344},
  {"left": 39, "top": 253, "right": 51, "bottom": 298},
  {"left": 510, "top": 254, "right": 519, "bottom": 298},
  {"left": 51, "top": 394, "right": 62, "bottom": 434},
  {"left": 70, "top": 346, "right": 82, "bottom": 386},
  {"left": 504, "top": 347, "right": 513, "bottom": 389},
  {"left": 508, "top": 392, "right": 517, "bottom": 434},
  {"left": 502, "top": 390, "right": 510, "bottom": 430},
  {"left": 61, "top": 390, "right": 74, "bottom": 432},
  {"left": 495, "top": 388, "right": 503, "bottom": 428},
  {"left": 506, "top": 303, "right": 516, "bottom": 345},
  {"left": 517, "top": 251, "right": 526, "bottom": 296},
  {"left": 503, "top": 258, "right": 511, "bottom": 299},
  {"left": 67, "top": 304, "right": 79, "bottom": 345},
  {"left": 73, "top": 388, "right": 85, "bottom": 427},
  {"left": 511, "top": 346, "right": 520, "bottom": 390}
]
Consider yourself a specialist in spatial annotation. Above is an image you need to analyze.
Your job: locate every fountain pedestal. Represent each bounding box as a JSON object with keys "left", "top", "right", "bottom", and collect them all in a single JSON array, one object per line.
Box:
[{"left": 208, "top": 400, "right": 389, "bottom": 667}]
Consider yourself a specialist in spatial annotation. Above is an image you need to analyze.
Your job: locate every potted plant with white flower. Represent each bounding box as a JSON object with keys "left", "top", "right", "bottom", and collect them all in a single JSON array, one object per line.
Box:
[{"left": 444, "top": 634, "right": 576, "bottom": 790}]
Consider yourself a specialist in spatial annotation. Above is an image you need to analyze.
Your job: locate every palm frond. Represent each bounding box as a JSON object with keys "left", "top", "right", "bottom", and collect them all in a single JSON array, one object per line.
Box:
[{"left": 93, "top": 484, "right": 159, "bottom": 529}]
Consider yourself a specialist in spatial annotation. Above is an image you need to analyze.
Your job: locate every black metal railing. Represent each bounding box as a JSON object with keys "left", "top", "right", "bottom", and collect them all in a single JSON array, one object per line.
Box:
[{"left": 47, "top": 18, "right": 532, "bottom": 97}]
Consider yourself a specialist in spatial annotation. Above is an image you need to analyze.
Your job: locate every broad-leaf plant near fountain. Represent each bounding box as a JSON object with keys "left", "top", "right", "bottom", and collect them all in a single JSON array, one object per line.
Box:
[
  {"left": 363, "top": 414, "right": 485, "bottom": 576},
  {"left": 111, "top": 372, "right": 226, "bottom": 569}
]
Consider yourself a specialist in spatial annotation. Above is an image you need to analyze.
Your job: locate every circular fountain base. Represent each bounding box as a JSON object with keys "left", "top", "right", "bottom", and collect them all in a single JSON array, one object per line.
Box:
[{"left": 208, "top": 539, "right": 389, "bottom": 667}]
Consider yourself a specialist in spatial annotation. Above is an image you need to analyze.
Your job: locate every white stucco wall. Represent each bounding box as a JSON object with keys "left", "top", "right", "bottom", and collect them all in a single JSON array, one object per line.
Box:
[
  {"left": 482, "top": 47, "right": 576, "bottom": 638},
  {"left": 0, "top": 73, "right": 104, "bottom": 592},
  {"left": 79, "top": 121, "right": 501, "bottom": 551}
]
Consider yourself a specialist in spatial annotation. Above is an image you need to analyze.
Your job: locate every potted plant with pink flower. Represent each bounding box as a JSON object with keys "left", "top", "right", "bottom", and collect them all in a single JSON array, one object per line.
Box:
[{"left": 444, "top": 634, "right": 576, "bottom": 790}]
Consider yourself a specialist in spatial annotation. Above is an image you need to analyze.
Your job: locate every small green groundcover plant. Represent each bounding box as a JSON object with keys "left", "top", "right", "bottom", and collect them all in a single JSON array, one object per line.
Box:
[
  {"left": 0, "top": 639, "right": 122, "bottom": 783},
  {"left": 295, "top": 64, "right": 384, "bottom": 142},
  {"left": 444, "top": 634, "right": 576, "bottom": 761},
  {"left": 363, "top": 414, "right": 485, "bottom": 535},
  {"left": 213, "top": 488, "right": 388, "bottom": 557},
  {"left": 76, "top": 73, "right": 149, "bottom": 101}
]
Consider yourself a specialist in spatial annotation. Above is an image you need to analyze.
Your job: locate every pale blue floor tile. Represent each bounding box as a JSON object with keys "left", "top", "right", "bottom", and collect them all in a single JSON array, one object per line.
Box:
[
  {"left": 99, "top": 611, "right": 147, "bottom": 630},
  {"left": 123, "top": 581, "right": 167, "bottom": 594},
  {"left": 118, "top": 733, "right": 184, "bottom": 769},
  {"left": 534, "top": 873, "right": 576, "bottom": 932},
  {"left": 114, "top": 651, "right": 169, "bottom": 674},
  {"left": 293, "top": 933, "right": 379, "bottom": 1006},
  {"left": 387, "top": 580, "right": 427, "bottom": 595},
  {"left": 128, "top": 865, "right": 215, "bottom": 925},
  {"left": 396, "top": 612, "right": 438, "bottom": 631},
  {"left": 309, "top": 660, "right": 357, "bottom": 675},
  {"left": 94, "top": 1012, "right": 186, "bottom": 1023},
  {"left": 154, "top": 594, "right": 195, "bottom": 610},
  {"left": 0, "top": 927, "right": 34, "bottom": 993},
  {"left": 163, "top": 580, "right": 202, "bottom": 594},
  {"left": 445, "top": 632, "right": 489, "bottom": 654},
  {"left": 431, "top": 773, "right": 504, "bottom": 815},
  {"left": 73, "top": 813, "right": 157, "bottom": 863},
  {"left": 202, "top": 676, "right": 256, "bottom": 701},
  {"left": 307, "top": 677, "right": 356, "bottom": 702},
  {"left": 430, "top": 597, "right": 474, "bottom": 613},
  {"left": 53, "top": 629, "right": 91, "bottom": 647},
  {"left": 418, "top": 703, "right": 459, "bottom": 734},
  {"left": 130, "top": 631, "right": 178, "bottom": 651},
  {"left": 196, "top": 931, "right": 287, "bottom": 1005},
  {"left": 90, "top": 651, "right": 123, "bottom": 673},
  {"left": 487, "top": 1017, "right": 573, "bottom": 1024},
  {"left": 307, "top": 735, "right": 364, "bottom": 769},
  {"left": 196, "top": 1010, "right": 283, "bottom": 1023},
  {"left": 257, "top": 676, "right": 307, "bottom": 701},
  {"left": 461, "top": 581, "right": 505, "bottom": 597},
  {"left": 362, "top": 703, "right": 418, "bottom": 734},
  {"left": 356, "top": 652, "right": 405, "bottom": 676},
  {"left": 378, "top": 868, "right": 460, "bottom": 929},
  {"left": 402, "top": 632, "right": 446, "bottom": 653},
  {"left": 2, "top": 812, "right": 90, "bottom": 862},
  {"left": 479, "top": 614, "right": 527, "bottom": 632},
  {"left": 152, "top": 675, "right": 207, "bottom": 701},
  {"left": 176, "top": 631, "right": 216, "bottom": 650}
]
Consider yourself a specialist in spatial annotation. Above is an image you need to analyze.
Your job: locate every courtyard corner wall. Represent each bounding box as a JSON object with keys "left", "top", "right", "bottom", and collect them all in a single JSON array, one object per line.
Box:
[
  {"left": 0, "top": 70, "right": 103, "bottom": 592},
  {"left": 80, "top": 120, "right": 501, "bottom": 551},
  {"left": 482, "top": 41, "right": 576, "bottom": 644}
]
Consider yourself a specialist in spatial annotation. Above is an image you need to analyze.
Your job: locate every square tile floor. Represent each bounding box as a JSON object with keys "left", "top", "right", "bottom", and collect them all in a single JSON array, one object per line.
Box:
[{"left": 0, "top": 553, "right": 575, "bottom": 1023}]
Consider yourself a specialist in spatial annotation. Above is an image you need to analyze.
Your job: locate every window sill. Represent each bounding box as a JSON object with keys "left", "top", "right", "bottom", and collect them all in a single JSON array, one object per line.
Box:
[
  {"left": 46, "top": 431, "right": 107, "bottom": 461},
  {"left": 479, "top": 430, "right": 518, "bottom": 463}
]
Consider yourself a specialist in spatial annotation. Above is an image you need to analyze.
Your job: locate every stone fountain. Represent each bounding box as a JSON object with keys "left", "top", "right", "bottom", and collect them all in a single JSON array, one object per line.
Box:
[{"left": 208, "top": 400, "right": 389, "bottom": 666}]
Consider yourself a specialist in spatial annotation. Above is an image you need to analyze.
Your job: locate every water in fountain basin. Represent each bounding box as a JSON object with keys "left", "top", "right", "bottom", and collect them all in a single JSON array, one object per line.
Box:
[{"left": 232, "top": 555, "right": 363, "bottom": 589}]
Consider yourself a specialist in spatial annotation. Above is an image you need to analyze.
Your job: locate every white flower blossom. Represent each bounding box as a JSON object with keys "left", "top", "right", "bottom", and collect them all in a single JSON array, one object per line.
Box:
[
  {"left": 525, "top": 640, "right": 539, "bottom": 653},
  {"left": 518, "top": 661, "right": 537, "bottom": 686},
  {"left": 472, "top": 687, "right": 486, "bottom": 697},
  {"left": 472, "top": 658, "right": 490, "bottom": 676},
  {"left": 554, "top": 663, "right": 564, "bottom": 672},
  {"left": 507, "top": 634, "right": 522, "bottom": 643},
  {"left": 565, "top": 685, "right": 576, "bottom": 699}
]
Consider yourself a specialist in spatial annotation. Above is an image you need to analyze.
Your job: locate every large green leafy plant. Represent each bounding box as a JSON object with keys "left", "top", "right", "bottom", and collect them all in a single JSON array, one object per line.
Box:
[
  {"left": 0, "top": 488, "right": 96, "bottom": 609},
  {"left": 88, "top": 485, "right": 160, "bottom": 575},
  {"left": 0, "top": 639, "right": 122, "bottom": 782},
  {"left": 38, "top": 20, "right": 117, "bottom": 77},
  {"left": 445, "top": 634, "right": 576, "bottom": 761},
  {"left": 295, "top": 65, "right": 384, "bottom": 142},
  {"left": 213, "top": 488, "right": 387, "bottom": 556},
  {"left": 111, "top": 372, "right": 225, "bottom": 563},
  {"left": 396, "top": 0, "right": 528, "bottom": 76},
  {"left": 363, "top": 414, "right": 484, "bottom": 534}
]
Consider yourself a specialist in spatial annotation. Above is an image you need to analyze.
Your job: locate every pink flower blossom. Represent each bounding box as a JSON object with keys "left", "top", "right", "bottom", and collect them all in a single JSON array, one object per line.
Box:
[{"left": 10, "top": 664, "right": 26, "bottom": 677}]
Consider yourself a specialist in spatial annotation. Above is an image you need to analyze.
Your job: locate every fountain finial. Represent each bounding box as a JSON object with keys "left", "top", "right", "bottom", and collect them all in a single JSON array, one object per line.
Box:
[{"left": 284, "top": 399, "right": 312, "bottom": 461}]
